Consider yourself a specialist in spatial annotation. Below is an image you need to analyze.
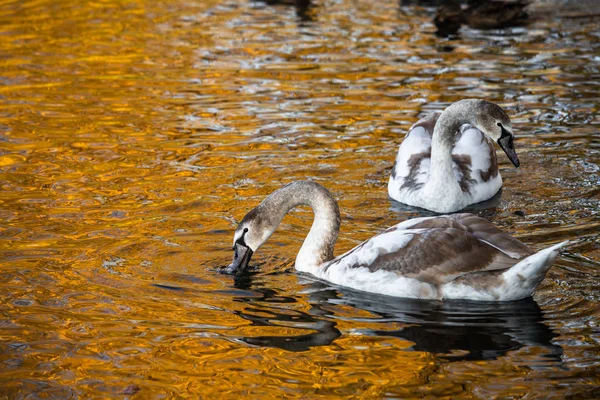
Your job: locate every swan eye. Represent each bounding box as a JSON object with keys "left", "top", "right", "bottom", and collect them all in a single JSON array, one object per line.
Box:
[
  {"left": 497, "top": 122, "right": 502, "bottom": 128},
  {"left": 243, "top": 228, "right": 248, "bottom": 233}
]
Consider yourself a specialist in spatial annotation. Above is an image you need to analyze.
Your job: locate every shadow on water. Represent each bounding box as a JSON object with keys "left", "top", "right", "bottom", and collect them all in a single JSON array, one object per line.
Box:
[
  {"left": 156, "top": 272, "right": 563, "bottom": 362},
  {"left": 400, "top": 0, "right": 451, "bottom": 6},
  {"left": 252, "top": 0, "right": 314, "bottom": 22},
  {"left": 238, "top": 275, "right": 562, "bottom": 363},
  {"left": 231, "top": 270, "right": 343, "bottom": 351},
  {"left": 320, "top": 282, "right": 564, "bottom": 364}
]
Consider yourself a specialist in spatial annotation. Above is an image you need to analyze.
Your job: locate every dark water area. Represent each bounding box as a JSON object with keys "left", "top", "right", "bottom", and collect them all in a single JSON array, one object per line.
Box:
[{"left": 0, "top": 0, "right": 599, "bottom": 398}]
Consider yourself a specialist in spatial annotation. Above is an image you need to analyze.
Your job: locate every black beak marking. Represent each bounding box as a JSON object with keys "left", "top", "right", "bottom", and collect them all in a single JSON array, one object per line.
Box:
[
  {"left": 224, "top": 243, "right": 253, "bottom": 275},
  {"left": 497, "top": 125, "right": 520, "bottom": 168}
]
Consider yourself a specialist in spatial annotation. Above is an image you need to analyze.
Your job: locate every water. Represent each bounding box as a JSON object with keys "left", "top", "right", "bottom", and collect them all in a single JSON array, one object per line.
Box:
[{"left": 0, "top": 0, "right": 599, "bottom": 397}]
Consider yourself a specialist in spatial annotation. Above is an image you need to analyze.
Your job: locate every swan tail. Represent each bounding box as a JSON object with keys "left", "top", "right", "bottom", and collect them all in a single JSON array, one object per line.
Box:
[{"left": 501, "top": 241, "right": 569, "bottom": 300}]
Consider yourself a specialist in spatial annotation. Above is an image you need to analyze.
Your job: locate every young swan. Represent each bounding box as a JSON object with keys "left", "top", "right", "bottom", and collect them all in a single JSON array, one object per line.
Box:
[
  {"left": 226, "top": 181, "right": 567, "bottom": 301},
  {"left": 388, "top": 99, "right": 519, "bottom": 213}
]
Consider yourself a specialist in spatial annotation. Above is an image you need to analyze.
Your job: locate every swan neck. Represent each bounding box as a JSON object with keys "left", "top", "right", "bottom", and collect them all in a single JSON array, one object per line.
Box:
[
  {"left": 427, "top": 105, "right": 469, "bottom": 189},
  {"left": 259, "top": 181, "right": 340, "bottom": 269}
]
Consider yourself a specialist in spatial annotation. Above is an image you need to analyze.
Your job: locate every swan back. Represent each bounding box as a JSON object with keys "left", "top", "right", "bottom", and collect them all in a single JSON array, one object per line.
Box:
[
  {"left": 311, "top": 213, "right": 561, "bottom": 301},
  {"left": 389, "top": 116, "right": 502, "bottom": 200},
  {"left": 322, "top": 213, "right": 532, "bottom": 283}
]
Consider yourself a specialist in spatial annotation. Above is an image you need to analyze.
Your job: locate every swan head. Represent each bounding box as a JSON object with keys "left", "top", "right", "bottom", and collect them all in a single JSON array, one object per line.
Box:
[
  {"left": 225, "top": 206, "right": 274, "bottom": 275},
  {"left": 224, "top": 180, "right": 341, "bottom": 275},
  {"left": 468, "top": 100, "right": 520, "bottom": 168}
]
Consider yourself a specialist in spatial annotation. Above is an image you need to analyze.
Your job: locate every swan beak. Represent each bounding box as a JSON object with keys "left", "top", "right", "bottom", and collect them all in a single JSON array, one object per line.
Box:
[
  {"left": 498, "top": 129, "right": 519, "bottom": 168},
  {"left": 225, "top": 243, "right": 253, "bottom": 275}
]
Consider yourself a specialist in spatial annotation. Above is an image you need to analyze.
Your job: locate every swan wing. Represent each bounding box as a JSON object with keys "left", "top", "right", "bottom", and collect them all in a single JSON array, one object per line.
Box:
[
  {"left": 452, "top": 124, "right": 501, "bottom": 197},
  {"left": 403, "top": 213, "right": 533, "bottom": 259},
  {"left": 327, "top": 214, "right": 532, "bottom": 285},
  {"left": 389, "top": 113, "right": 438, "bottom": 191},
  {"left": 389, "top": 117, "right": 501, "bottom": 200},
  {"left": 444, "top": 213, "right": 533, "bottom": 258}
]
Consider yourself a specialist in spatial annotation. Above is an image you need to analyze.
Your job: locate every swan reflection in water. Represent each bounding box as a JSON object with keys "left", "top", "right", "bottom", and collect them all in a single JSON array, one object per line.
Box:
[
  {"left": 154, "top": 270, "right": 562, "bottom": 364},
  {"left": 229, "top": 272, "right": 563, "bottom": 364},
  {"left": 229, "top": 270, "right": 342, "bottom": 352}
]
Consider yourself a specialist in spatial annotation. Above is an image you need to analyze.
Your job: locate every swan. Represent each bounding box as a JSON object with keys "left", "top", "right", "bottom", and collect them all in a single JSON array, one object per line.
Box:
[
  {"left": 388, "top": 99, "right": 520, "bottom": 213},
  {"left": 225, "top": 181, "right": 566, "bottom": 301}
]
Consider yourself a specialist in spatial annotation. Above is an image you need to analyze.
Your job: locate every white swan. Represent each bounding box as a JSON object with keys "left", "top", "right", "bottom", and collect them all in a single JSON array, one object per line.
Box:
[
  {"left": 226, "top": 181, "right": 566, "bottom": 301},
  {"left": 388, "top": 99, "right": 520, "bottom": 213}
]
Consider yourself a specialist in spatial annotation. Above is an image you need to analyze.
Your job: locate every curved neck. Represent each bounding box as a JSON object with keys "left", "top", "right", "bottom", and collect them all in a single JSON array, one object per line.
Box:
[
  {"left": 426, "top": 101, "right": 473, "bottom": 191},
  {"left": 256, "top": 181, "right": 340, "bottom": 269}
]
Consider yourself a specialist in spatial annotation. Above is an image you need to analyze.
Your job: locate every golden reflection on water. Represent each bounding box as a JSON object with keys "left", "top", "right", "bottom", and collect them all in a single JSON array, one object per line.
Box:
[{"left": 0, "top": 0, "right": 599, "bottom": 398}]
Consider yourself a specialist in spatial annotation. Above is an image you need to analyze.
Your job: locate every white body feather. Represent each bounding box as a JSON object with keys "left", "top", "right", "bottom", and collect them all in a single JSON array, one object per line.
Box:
[{"left": 388, "top": 122, "right": 503, "bottom": 213}]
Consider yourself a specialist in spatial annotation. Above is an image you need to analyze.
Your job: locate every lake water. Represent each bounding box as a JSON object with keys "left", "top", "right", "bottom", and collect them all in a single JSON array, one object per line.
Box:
[{"left": 0, "top": 0, "right": 599, "bottom": 398}]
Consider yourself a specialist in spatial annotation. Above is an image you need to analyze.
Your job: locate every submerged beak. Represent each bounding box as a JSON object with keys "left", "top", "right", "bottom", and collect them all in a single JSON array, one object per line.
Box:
[
  {"left": 224, "top": 243, "right": 253, "bottom": 275},
  {"left": 497, "top": 127, "right": 520, "bottom": 168}
]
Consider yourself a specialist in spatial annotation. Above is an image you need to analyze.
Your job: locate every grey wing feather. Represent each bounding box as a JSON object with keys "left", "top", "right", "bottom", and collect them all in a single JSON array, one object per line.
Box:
[
  {"left": 447, "top": 213, "right": 533, "bottom": 258},
  {"left": 406, "top": 213, "right": 533, "bottom": 259},
  {"left": 452, "top": 125, "right": 500, "bottom": 185},
  {"left": 410, "top": 112, "right": 440, "bottom": 136},
  {"left": 364, "top": 227, "right": 520, "bottom": 285}
]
